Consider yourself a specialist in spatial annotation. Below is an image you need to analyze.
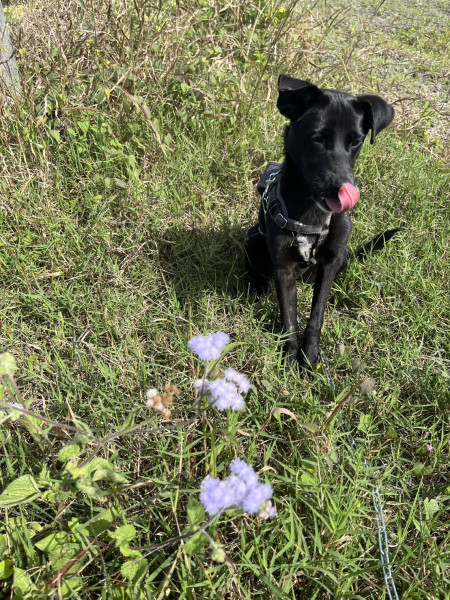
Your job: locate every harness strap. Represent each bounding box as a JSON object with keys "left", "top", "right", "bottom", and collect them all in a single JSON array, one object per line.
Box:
[
  {"left": 257, "top": 167, "right": 330, "bottom": 267},
  {"left": 260, "top": 170, "right": 329, "bottom": 238}
]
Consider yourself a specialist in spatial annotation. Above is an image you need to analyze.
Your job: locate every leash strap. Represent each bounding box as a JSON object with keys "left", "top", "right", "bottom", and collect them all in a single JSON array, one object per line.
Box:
[{"left": 296, "top": 318, "right": 400, "bottom": 600}]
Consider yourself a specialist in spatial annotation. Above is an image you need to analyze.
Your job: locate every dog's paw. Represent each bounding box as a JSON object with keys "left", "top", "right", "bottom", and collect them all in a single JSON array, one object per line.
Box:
[
  {"left": 297, "top": 347, "right": 319, "bottom": 371},
  {"left": 283, "top": 341, "right": 299, "bottom": 368}
]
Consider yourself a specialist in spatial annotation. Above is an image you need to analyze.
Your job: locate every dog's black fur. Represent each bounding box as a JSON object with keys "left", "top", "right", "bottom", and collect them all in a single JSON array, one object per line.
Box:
[{"left": 245, "top": 75, "right": 395, "bottom": 368}]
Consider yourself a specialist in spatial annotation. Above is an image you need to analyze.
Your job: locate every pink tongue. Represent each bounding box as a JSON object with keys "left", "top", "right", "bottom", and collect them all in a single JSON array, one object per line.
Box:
[{"left": 324, "top": 184, "right": 359, "bottom": 213}]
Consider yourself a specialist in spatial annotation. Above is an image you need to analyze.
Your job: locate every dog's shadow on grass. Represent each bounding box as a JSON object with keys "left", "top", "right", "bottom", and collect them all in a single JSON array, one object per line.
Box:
[
  {"left": 156, "top": 223, "right": 252, "bottom": 300},
  {"left": 155, "top": 223, "right": 285, "bottom": 336}
]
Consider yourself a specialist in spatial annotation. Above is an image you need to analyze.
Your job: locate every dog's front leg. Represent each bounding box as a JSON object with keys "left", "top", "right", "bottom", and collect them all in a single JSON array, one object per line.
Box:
[
  {"left": 274, "top": 264, "right": 299, "bottom": 365},
  {"left": 299, "top": 258, "right": 344, "bottom": 368}
]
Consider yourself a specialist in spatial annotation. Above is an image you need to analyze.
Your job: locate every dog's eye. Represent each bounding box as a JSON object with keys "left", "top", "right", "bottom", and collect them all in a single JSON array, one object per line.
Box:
[
  {"left": 350, "top": 138, "right": 362, "bottom": 147},
  {"left": 311, "top": 134, "right": 324, "bottom": 145}
]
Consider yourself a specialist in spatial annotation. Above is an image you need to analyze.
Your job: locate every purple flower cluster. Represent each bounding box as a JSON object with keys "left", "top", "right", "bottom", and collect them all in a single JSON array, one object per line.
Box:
[
  {"left": 193, "top": 369, "right": 250, "bottom": 411},
  {"left": 188, "top": 332, "right": 229, "bottom": 361},
  {"left": 200, "top": 459, "right": 276, "bottom": 519},
  {"left": 223, "top": 368, "right": 251, "bottom": 394}
]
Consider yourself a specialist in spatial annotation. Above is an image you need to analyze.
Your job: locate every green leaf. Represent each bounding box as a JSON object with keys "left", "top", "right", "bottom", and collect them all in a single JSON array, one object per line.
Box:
[
  {"left": 49, "top": 129, "right": 60, "bottom": 143},
  {"left": 114, "top": 178, "right": 128, "bottom": 189},
  {"left": 0, "top": 534, "right": 6, "bottom": 559},
  {"left": 357, "top": 414, "right": 372, "bottom": 432},
  {"left": 88, "top": 508, "right": 117, "bottom": 537},
  {"left": 300, "top": 471, "right": 316, "bottom": 487},
  {"left": 413, "top": 462, "right": 433, "bottom": 476},
  {"left": 77, "top": 120, "right": 90, "bottom": 134},
  {"left": 0, "top": 352, "right": 17, "bottom": 375},
  {"left": 34, "top": 532, "right": 68, "bottom": 555},
  {"left": 0, "top": 559, "right": 13, "bottom": 580},
  {"left": 118, "top": 410, "right": 135, "bottom": 432},
  {"left": 120, "top": 556, "right": 148, "bottom": 585},
  {"left": 72, "top": 418, "right": 93, "bottom": 438},
  {"left": 13, "top": 567, "right": 36, "bottom": 596},
  {"left": 187, "top": 497, "right": 205, "bottom": 527},
  {"left": 0, "top": 475, "right": 41, "bottom": 508},
  {"left": 58, "top": 441, "right": 85, "bottom": 462},
  {"left": 385, "top": 425, "right": 398, "bottom": 439},
  {"left": 61, "top": 576, "right": 83, "bottom": 597},
  {"left": 424, "top": 498, "right": 440, "bottom": 520},
  {"left": 110, "top": 525, "right": 136, "bottom": 547},
  {"left": 183, "top": 530, "right": 208, "bottom": 556},
  {"left": 210, "top": 542, "right": 225, "bottom": 562},
  {"left": 75, "top": 480, "right": 103, "bottom": 500}
]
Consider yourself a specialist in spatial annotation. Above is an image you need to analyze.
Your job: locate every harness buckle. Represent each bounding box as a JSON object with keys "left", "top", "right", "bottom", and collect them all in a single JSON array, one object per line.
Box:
[{"left": 274, "top": 213, "right": 288, "bottom": 228}]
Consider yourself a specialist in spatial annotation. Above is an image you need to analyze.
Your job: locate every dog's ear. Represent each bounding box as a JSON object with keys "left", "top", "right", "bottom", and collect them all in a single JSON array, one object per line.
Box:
[
  {"left": 356, "top": 95, "right": 395, "bottom": 144},
  {"left": 277, "top": 75, "right": 322, "bottom": 121}
]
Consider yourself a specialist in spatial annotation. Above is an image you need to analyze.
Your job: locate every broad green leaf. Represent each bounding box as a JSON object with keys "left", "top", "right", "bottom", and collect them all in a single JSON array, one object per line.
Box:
[
  {"left": 183, "top": 530, "right": 208, "bottom": 556},
  {"left": 110, "top": 525, "right": 136, "bottom": 547},
  {"left": 75, "top": 480, "right": 103, "bottom": 500},
  {"left": 88, "top": 508, "right": 117, "bottom": 536},
  {"left": 121, "top": 556, "right": 148, "bottom": 585},
  {"left": 424, "top": 498, "right": 440, "bottom": 520},
  {"left": 210, "top": 542, "right": 225, "bottom": 562},
  {"left": 35, "top": 532, "right": 68, "bottom": 555},
  {"left": 187, "top": 497, "right": 205, "bottom": 527},
  {"left": 61, "top": 576, "right": 83, "bottom": 597},
  {"left": 114, "top": 178, "right": 128, "bottom": 189},
  {"left": 0, "top": 475, "right": 40, "bottom": 508},
  {"left": 413, "top": 462, "right": 433, "bottom": 476},
  {"left": 58, "top": 441, "right": 85, "bottom": 462},
  {"left": 13, "top": 567, "right": 36, "bottom": 596},
  {"left": 0, "top": 559, "right": 13, "bottom": 580},
  {"left": 49, "top": 129, "right": 60, "bottom": 143},
  {"left": 72, "top": 418, "right": 94, "bottom": 439},
  {"left": 300, "top": 471, "right": 316, "bottom": 486}
]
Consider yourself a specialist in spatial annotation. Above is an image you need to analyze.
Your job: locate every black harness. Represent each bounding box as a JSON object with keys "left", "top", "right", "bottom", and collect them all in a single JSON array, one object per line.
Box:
[{"left": 257, "top": 163, "right": 330, "bottom": 266}]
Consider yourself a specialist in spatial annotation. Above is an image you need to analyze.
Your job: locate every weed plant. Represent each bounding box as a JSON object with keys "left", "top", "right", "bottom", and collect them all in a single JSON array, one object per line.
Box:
[{"left": 0, "top": 0, "right": 448, "bottom": 598}]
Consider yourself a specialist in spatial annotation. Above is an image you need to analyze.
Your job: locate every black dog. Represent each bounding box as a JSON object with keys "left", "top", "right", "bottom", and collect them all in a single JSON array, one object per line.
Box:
[{"left": 245, "top": 75, "right": 395, "bottom": 368}]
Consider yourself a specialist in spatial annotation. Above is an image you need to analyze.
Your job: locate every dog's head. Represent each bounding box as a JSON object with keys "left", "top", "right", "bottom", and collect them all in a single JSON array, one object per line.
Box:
[{"left": 277, "top": 75, "right": 394, "bottom": 210}]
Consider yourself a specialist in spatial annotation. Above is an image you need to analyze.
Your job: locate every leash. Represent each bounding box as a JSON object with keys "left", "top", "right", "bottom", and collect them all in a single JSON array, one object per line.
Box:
[{"left": 299, "top": 317, "right": 400, "bottom": 599}]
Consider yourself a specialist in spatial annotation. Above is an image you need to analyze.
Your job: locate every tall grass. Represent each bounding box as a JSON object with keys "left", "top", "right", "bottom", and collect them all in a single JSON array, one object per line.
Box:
[{"left": 0, "top": 1, "right": 448, "bottom": 598}]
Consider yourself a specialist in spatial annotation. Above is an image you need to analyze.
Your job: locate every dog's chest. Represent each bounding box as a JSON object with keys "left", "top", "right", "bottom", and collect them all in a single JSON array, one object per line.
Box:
[
  {"left": 295, "top": 235, "right": 315, "bottom": 263},
  {"left": 295, "top": 215, "right": 331, "bottom": 264}
]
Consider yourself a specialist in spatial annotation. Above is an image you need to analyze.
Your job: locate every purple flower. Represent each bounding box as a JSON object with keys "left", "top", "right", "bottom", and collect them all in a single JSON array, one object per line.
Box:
[
  {"left": 194, "top": 378, "right": 247, "bottom": 411},
  {"left": 199, "top": 460, "right": 276, "bottom": 519},
  {"left": 224, "top": 368, "right": 251, "bottom": 394},
  {"left": 188, "top": 332, "right": 229, "bottom": 361},
  {"left": 241, "top": 482, "right": 272, "bottom": 514},
  {"left": 206, "top": 379, "right": 245, "bottom": 411},
  {"left": 426, "top": 444, "right": 433, "bottom": 452},
  {"left": 193, "top": 379, "right": 209, "bottom": 397},
  {"left": 199, "top": 476, "right": 231, "bottom": 516},
  {"left": 230, "top": 459, "right": 259, "bottom": 487}
]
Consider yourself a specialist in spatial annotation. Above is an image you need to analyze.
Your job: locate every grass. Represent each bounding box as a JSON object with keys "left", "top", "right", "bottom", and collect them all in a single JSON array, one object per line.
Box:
[{"left": 0, "top": 0, "right": 449, "bottom": 598}]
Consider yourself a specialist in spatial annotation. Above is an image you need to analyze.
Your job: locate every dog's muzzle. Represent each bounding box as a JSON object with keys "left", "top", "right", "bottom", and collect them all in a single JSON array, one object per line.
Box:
[{"left": 324, "top": 183, "right": 359, "bottom": 213}]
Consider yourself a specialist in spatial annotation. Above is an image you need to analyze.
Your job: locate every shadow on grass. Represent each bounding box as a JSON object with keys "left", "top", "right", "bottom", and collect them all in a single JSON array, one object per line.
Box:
[{"left": 155, "top": 223, "right": 252, "bottom": 299}]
